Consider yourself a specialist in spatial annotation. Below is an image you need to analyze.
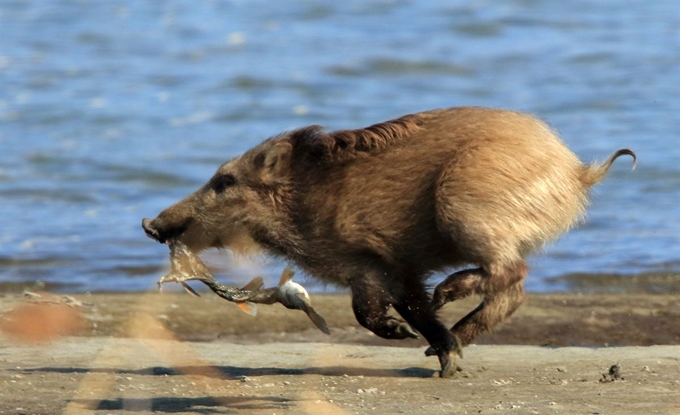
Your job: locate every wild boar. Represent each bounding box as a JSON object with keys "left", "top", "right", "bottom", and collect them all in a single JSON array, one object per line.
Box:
[{"left": 142, "top": 106, "right": 636, "bottom": 377}]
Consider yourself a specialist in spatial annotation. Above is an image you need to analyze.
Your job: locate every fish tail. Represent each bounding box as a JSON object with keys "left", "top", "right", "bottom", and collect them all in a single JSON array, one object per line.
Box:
[{"left": 307, "top": 308, "right": 331, "bottom": 335}]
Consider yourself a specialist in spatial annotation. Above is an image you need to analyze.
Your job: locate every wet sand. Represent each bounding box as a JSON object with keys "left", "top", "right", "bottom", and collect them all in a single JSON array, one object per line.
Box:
[{"left": 1, "top": 291, "right": 679, "bottom": 414}]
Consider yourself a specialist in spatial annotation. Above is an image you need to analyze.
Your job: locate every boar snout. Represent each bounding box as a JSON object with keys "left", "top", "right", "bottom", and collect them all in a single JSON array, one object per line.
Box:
[
  {"left": 141, "top": 218, "right": 160, "bottom": 242},
  {"left": 141, "top": 216, "right": 192, "bottom": 244}
]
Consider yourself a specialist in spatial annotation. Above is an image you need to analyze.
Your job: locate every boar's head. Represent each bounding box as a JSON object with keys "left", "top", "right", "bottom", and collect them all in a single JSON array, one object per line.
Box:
[{"left": 142, "top": 138, "right": 294, "bottom": 254}]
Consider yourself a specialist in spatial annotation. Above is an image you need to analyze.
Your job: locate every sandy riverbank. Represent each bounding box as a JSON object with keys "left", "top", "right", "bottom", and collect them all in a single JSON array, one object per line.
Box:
[{"left": 1, "top": 291, "right": 679, "bottom": 414}]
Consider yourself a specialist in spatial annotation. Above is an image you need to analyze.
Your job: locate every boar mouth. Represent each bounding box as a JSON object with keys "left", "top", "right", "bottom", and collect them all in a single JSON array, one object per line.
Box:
[{"left": 141, "top": 218, "right": 190, "bottom": 245}]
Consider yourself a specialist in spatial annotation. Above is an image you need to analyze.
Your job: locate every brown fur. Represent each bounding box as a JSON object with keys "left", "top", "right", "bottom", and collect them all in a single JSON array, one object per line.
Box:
[
  {"left": 142, "top": 106, "right": 636, "bottom": 377},
  {"left": 289, "top": 112, "right": 428, "bottom": 163}
]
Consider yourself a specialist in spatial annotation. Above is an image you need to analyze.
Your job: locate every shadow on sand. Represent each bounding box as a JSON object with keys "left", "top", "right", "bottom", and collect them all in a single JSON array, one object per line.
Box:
[
  {"left": 23, "top": 364, "right": 437, "bottom": 379},
  {"left": 26, "top": 365, "right": 435, "bottom": 412},
  {"left": 72, "top": 395, "right": 290, "bottom": 413}
]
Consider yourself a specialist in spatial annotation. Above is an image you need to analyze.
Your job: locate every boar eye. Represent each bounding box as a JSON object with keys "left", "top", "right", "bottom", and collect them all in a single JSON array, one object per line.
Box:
[{"left": 212, "top": 173, "right": 236, "bottom": 194}]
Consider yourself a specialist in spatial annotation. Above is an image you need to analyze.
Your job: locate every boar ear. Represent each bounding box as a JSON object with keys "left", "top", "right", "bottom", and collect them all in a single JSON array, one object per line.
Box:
[{"left": 261, "top": 141, "right": 293, "bottom": 181}]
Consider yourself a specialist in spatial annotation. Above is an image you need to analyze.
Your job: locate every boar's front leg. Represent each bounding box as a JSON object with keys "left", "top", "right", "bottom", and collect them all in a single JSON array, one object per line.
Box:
[
  {"left": 392, "top": 280, "right": 462, "bottom": 378},
  {"left": 349, "top": 274, "right": 418, "bottom": 340}
]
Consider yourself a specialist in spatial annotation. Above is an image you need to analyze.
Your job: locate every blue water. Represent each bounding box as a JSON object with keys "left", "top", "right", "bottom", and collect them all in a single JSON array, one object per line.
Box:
[{"left": 1, "top": 0, "right": 678, "bottom": 293}]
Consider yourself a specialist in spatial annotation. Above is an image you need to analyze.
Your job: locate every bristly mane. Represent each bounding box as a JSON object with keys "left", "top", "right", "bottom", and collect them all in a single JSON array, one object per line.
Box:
[{"left": 288, "top": 113, "right": 427, "bottom": 163}]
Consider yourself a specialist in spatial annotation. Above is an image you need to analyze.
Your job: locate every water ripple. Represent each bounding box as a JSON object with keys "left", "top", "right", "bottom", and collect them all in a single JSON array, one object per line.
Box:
[{"left": 0, "top": 0, "right": 677, "bottom": 293}]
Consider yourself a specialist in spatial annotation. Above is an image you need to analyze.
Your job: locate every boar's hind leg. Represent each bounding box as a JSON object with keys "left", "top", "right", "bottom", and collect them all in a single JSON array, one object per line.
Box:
[
  {"left": 450, "top": 262, "right": 527, "bottom": 346},
  {"left": 392, "top": 281, "right": 462, "bottom": 378},
  {"left": 431, "top": 267, "right": 486, "bottom": 310},
  {"left": 350, "top": 276, "right": 418, "bottom": 340}
]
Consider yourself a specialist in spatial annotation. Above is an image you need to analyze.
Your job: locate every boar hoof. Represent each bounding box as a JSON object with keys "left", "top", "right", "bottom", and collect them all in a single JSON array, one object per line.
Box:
[
  {"left": 438, "top": 349, "right": 462, "bottom": 379},
  {"left": 373, "top": 317, "right": 419, "bottom": 339},
  {"left": 440, "top": 360, "right": 454, "bottom": 378},
  {"left": 387, "top": 319, "right": 419, "bottom": 339},
  {"left": 439, "top": 359, "right": 462, "bottom": 379},
  {"left": 425, "top": 334, "right": 463, "bottom": 358}
]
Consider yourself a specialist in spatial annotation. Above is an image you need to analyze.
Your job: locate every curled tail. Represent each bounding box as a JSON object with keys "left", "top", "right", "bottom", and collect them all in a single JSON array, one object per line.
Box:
[{"left": 580, "top": 148, "right": 637, "bottom": 187}]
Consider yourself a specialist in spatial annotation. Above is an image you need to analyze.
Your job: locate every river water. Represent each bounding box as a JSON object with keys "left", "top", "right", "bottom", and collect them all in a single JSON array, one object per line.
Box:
[{"left": 1, "top": 0, "right": 678, "bottom": 293}]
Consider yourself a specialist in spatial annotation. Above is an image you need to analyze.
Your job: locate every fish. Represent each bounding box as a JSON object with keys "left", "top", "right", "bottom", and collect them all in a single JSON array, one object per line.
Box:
[
  {"left": 156, "top": 242, "right": 330, "bottom": 334},
  {"left": 243, "top": 268, "right": 330, "bottom": 335},
  {"left": 277, "top": 268, "right": 330, "bottom": 335},
  {"left": 157, "top": 241, "right": 259, "bottom": 315}
]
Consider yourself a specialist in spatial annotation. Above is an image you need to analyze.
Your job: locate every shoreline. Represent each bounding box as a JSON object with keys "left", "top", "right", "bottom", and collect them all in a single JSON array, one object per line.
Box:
[
  {"left": 1, "top": 270, "right": 679, "bottom": 297},
  {"left": 1, "top": 291, "right": 678, "bottom": 346}
]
